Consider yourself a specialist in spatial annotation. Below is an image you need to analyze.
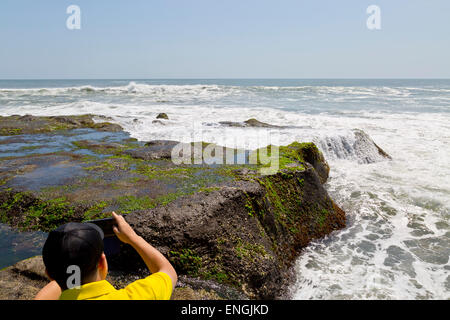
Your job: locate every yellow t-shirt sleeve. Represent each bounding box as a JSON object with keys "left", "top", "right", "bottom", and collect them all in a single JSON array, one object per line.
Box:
[{"left": 119, "top": 272, "right": 173, "bottom": 300}]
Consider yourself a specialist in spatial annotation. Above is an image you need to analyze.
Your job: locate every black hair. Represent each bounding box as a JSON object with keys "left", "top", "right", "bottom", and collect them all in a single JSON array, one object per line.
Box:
[{"left": 42, "top": 223, "right": 104, "bottom": 291}]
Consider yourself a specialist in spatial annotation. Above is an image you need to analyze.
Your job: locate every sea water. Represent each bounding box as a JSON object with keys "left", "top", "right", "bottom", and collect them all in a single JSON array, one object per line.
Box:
[{"left": 0, "top": 79, "right": 449, "bottom": 299}]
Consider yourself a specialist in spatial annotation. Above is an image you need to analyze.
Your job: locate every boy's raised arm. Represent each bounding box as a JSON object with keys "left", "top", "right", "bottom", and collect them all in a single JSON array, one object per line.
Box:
[{"left": 111, "top": 212, "right": 177, "bottom": 289}]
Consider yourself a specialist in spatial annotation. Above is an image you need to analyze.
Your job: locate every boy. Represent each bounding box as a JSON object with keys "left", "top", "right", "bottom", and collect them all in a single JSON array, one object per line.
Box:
[{"left": 35, "top": 212, "right": 177, "bottom": 300}]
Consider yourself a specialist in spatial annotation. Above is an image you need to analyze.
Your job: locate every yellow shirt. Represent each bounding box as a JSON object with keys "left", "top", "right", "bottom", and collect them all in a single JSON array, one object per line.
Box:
[{"left": 59, "top": 272, "right": 173, "bottom": 300}]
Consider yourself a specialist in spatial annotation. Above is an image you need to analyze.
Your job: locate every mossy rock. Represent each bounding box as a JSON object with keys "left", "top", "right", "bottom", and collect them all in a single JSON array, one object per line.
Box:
[{"left": 156, "top": 113, "right": 169, "bottom": 120}]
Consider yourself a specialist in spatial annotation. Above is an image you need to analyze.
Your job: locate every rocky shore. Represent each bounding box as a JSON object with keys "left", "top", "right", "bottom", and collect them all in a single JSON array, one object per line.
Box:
[{"left": 0, "top": 114, "right": 346, "bottom": 299}]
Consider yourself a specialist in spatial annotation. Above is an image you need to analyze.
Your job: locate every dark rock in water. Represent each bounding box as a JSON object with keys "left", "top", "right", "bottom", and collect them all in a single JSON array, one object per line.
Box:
[
  {"left": 217, "top": 118, "right": 308, "bottom": 129},
  {"left": 219, "top": 118, "right": 281, "bottom": 128},
  {"left": 352, "top": 129, "right": 392, "bottom": 163},
  {"left": 243, "top": 118, "right": 279, "bottom": 128},
  {"left": 218, "top": 121, "right": 245, "bottom": 127},
  {"left": 316, "top": 129, "right": 391, "bottom": 164},
  {"left": 125, "top": 140, "right": 181, "bottom": 160},
  {"left": 152, "top": 120, "right": 166, "bottom": 125},
  {"left": 156, "top": 113, "right": 169, "bottom": 120}
]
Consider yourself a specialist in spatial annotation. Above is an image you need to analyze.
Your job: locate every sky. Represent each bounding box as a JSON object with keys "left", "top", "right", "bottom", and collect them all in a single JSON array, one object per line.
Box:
[{"left": 0, "top": 0, "right": 449, "bottom": 79}]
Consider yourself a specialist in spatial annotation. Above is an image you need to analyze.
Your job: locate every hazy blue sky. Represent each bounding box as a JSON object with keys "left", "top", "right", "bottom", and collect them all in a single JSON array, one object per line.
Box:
[{"left": 0, "top": 0, "right": 449, "bottom": 79}]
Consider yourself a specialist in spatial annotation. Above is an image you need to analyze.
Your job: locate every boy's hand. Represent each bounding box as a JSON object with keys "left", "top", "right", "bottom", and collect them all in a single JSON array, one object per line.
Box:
[{"left": 112, "top": 211, "right": 139, "bottom": 244}]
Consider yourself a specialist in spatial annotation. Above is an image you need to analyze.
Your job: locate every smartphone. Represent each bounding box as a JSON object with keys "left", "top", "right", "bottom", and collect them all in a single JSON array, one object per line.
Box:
[
  {"left": 85, "top": 217, "right": 121, "bottom": 256},
  {"left": 85, "top": 217, "right": 117, "bottom": 237}
]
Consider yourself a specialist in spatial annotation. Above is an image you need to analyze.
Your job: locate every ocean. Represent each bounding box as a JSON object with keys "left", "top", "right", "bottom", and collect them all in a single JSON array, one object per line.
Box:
[{"left": 0, "top": 79, "right": 449, "bottom": 299}]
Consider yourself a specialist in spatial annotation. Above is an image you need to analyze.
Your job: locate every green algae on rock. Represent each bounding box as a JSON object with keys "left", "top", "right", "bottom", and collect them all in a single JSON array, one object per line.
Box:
[{"left": 0, "top": 114, "right": 122, "bottom": 136}]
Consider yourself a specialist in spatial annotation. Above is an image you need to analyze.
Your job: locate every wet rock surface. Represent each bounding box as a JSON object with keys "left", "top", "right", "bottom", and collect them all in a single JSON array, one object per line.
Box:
[{"left": 0, "top": 114, "right": 346, "bottom": 299}]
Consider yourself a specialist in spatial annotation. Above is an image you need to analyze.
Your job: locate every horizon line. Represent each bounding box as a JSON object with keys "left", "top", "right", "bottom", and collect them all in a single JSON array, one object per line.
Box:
[{"left": 1, "top": 77, "right": 450, "bottom": 81}]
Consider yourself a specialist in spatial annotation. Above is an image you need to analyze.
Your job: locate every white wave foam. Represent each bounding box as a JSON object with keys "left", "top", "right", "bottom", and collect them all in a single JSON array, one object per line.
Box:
[
  {"left": 0, "top": 82, "right": 238, "bottom": 97},
  {"left": 1, "top": 82, "right": 443, "bottom": 99}
]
